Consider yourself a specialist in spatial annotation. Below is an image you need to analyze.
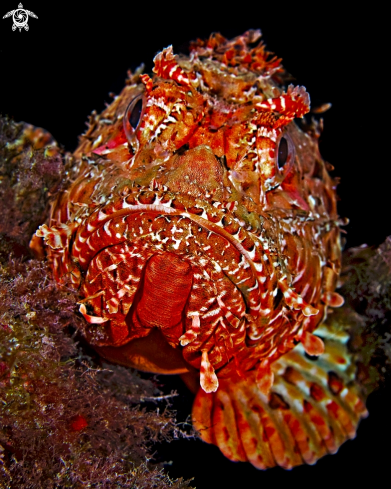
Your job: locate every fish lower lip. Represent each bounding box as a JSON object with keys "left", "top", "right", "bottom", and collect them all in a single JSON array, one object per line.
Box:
[{"left": 95, "top": 327, "right": 193, "bottom": 374}]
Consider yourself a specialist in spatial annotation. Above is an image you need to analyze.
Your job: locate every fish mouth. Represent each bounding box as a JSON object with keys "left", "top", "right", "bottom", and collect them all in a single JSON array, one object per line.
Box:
[
  {"left": 75, "top": 186, "right": 267, "bottom": 341},
  {"left": 74, "top": 185, "right": 318, "bottom": 374}
]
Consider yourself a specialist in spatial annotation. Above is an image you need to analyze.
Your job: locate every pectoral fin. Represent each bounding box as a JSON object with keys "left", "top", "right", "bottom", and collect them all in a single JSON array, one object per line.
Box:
[{"left": 192, "top": 323, "right": 368, "bottom": 469}]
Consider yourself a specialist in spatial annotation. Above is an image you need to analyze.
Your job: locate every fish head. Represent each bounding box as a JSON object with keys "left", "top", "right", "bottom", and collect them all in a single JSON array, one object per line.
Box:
[{"left": 37, "top": 30, "right": 341, "bottom": 389}]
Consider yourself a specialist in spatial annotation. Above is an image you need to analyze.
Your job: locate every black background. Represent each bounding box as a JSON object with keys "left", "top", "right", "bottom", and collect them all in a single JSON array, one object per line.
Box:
[{"left": 1, "top": 2, "right": 389, "bottom": 487}]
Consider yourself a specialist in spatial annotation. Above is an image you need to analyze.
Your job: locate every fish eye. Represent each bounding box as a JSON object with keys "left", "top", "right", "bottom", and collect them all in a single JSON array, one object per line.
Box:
[
  {"left": 278, "top": 137, "right": 288, "bottom": 168},
  {"left": 124, "top": 94, "right": 144, "bottom": 144},
  {"left": 128, "top": 98, "right": 143, "bottom": 130},
  {"left": 276, "top": 132, "right": 295, "bottom": 174}
]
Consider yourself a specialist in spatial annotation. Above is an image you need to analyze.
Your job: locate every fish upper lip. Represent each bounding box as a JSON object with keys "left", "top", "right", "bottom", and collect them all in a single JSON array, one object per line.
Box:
[{"left": 74, "top": 197, "right": 259, "bottom": 275}]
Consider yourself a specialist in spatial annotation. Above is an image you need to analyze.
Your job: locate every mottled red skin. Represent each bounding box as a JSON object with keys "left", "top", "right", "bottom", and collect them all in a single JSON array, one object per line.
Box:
[{"left": 36, "top": 31, "right": 341, "bottom": 393}]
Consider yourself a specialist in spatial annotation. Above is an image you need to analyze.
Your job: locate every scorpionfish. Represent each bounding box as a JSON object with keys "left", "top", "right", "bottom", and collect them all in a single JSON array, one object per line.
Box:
[{"left": 35, "top": 30, "right": 368, "bottom": 469}]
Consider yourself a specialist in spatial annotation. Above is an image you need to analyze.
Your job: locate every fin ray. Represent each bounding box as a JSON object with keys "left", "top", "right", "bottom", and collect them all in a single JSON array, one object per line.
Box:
[{"left": 193, "top": 321, "right": 368, "bottom": 469}]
